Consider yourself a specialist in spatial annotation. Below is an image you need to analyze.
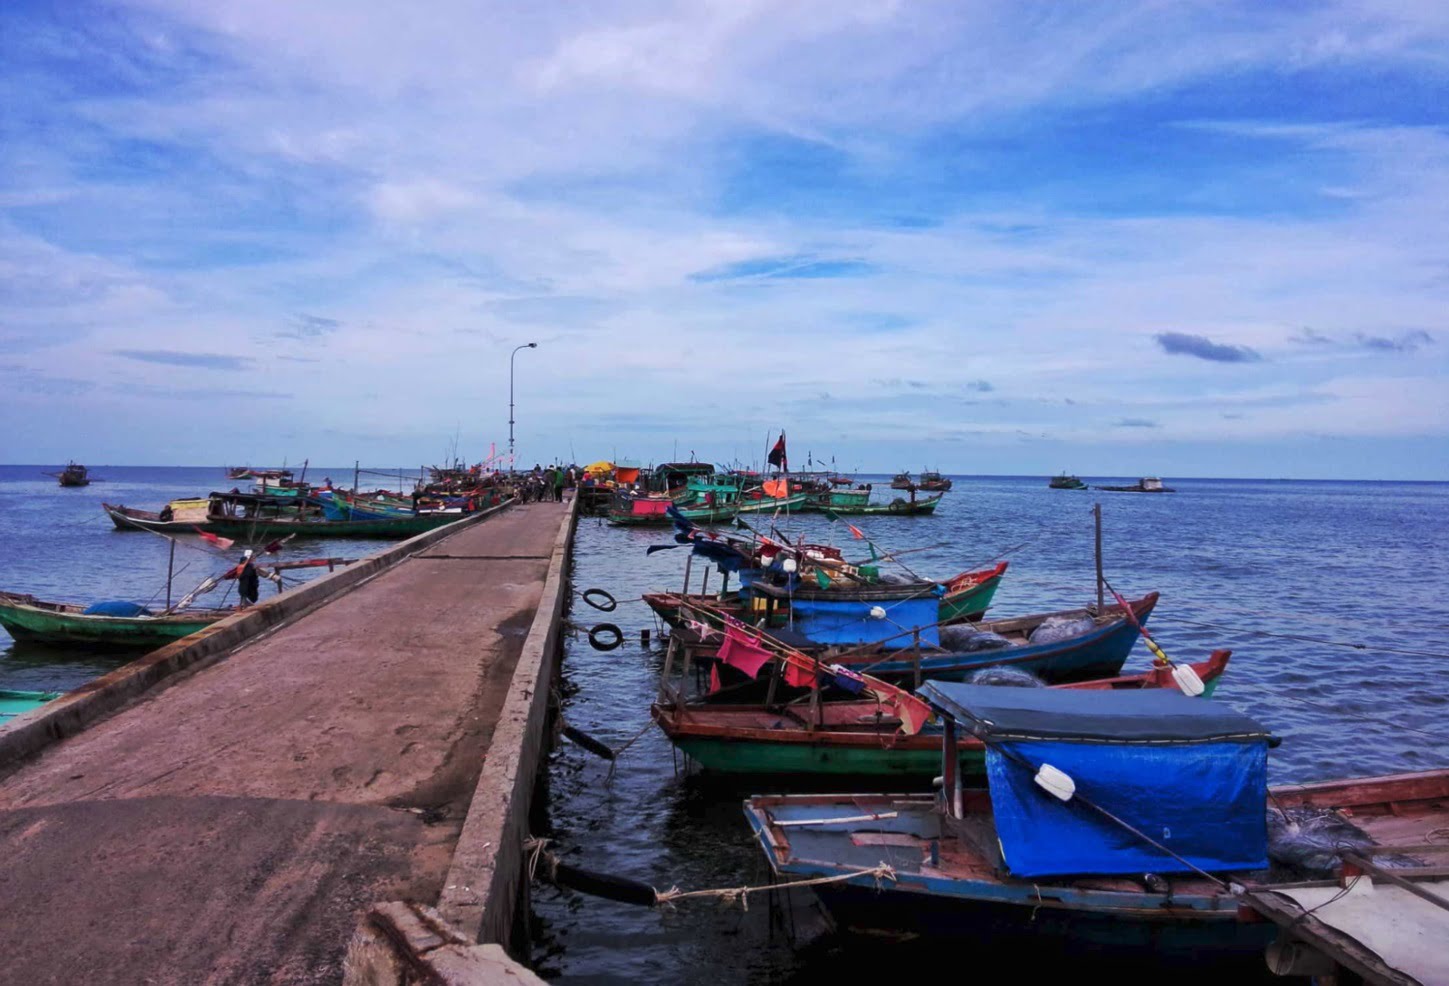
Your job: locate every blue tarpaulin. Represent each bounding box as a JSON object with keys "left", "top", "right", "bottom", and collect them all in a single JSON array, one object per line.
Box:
[
  {"left": 920, "top": 683, "right": 1272, "bottom": 878},
  {"left": 82, "top": 600, "right": 153, "bottom": 617},
  {"left": 789, "top": 596, "right": 941, "bottom": 649}
]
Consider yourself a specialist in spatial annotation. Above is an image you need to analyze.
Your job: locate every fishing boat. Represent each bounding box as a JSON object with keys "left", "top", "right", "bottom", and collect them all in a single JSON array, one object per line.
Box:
[
  {"left": 800, "top": 487, "right": 872, "bottom": 511},
  {"left": 608, "top": 489, "right": 740, "bottom": 526},
  {"left": 45, "top": 462, "right": 91, "bottom": 487},
  {"left": 890, "top": 472, "right": 914, "bottom": 490},
  {"left": 937, "top": 561, "right": 1008, "bottom": 623},
  {"left": 1, "top": 689, "right": 60, "bottom": 724},
  {"left": 918, "top": 471, "right": 952, "bottom": 492},
  {"left": 1049, "top": 473, "right": 1087, "bottom": 490},
  {"left": 204, "top": 510, "right": 468, "bottom": 540},
  {"left": 817, "top": 493, "right": 943, "bottom": 516},
  {"left": 820, "top": 592, "right": 1159, "bottom": 683},
  {"left": 653, "top": 650, "right": 1230, "bottom": 781},
  {"left": 736, "top": 489, "right": 815, "bottom": 514},
  {"left": 1095, "top": 477, "right": 1176, "bottom": 493},
  {"left": 745, "top": 689, "right": 1449, "bottom": 963},
  {"left": 0, "top": 591, "right": 230, "bottom": 649},
  {"left": 103, "top": 499, "right": 213, "bottom": 533},
  {"left": 828, "top": 475, "right": 854, "bottom": 487}
]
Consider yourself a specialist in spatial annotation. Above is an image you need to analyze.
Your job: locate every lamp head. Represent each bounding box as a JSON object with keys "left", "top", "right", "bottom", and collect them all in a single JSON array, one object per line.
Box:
[{"left": 527, "top": 342, "right": 538, "bottom": 348}]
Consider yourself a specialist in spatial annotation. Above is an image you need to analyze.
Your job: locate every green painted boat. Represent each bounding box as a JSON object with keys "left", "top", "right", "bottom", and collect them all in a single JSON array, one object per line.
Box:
[
  {"left": 823, "top": 493, "right": 944, "bottom": 516},
  {"left": 800, "top": 488, "right": 873, "bottom": 511},
  {"left": 0, "top": 591, "right": 230, "bottom": 649},
  {"left": 0, "top": 688, "right": 61, "bottom": 723},
  {"left": 652, "top": 651, "right": 1230, "bottom": 783},
  {"left": 1049, "top": 473, "right": 1087, "bottom": 490},
  {"left": 937, "top": 561, "right": 1009, "bottom": 623},
  {"left": 203, "top": 511, "right": 468, "bottom": 540},
  {"left": 736, "top": 491, "right": 815, "bottom": 514}
]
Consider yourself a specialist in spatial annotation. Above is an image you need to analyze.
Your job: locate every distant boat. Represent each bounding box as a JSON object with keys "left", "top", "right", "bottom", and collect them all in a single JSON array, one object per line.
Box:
[
  {"left": 1095, "top": 477, "right": 1176, "bottom": 493},
  {"left": 889, "top": 471, "right": 914, "bottom": 490},
  {"left": 824, "top": 493, "right": 944, "bottom": 516},
  {"left": 918, "top": 471, "right": 953, "bottom": 492},
  {"left": 1049, "top": 473, "right": 1087, "bottom": 490},
  {"left": 45, "top": 462, "right": 90, "bottom": 487}
]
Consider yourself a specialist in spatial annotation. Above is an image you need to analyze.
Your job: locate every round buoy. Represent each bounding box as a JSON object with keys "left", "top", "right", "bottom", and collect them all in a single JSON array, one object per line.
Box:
[
  {"left": 588, "top": 623, "right": 624, "bottom": 651},
  {"left": 581, "top": 588, "right": 618, "bottom": 612}
]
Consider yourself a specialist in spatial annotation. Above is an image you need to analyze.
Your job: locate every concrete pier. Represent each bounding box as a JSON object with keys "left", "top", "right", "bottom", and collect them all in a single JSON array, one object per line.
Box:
[{"left": 0, "top": 498, "right": 574, "bottom": 983}]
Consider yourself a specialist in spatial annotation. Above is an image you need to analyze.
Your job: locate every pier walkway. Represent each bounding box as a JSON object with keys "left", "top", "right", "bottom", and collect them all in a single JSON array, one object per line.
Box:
[{"left": 0, "top": 499, "right": 570, "bottom": 984}]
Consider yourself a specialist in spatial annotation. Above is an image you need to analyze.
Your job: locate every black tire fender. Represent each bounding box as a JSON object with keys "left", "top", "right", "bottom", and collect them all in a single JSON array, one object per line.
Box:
[
  {"left": 588, "top": 623, "right": 623, "bottom": 651},
  {"left": 581, "top": 588, "right": 617, "bottom": 612}
]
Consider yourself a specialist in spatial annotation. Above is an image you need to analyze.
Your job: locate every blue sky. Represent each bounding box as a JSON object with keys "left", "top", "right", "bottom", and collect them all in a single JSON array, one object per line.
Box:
[{"left": 2, "top": 1, "right": 1446, "bottom": 478}]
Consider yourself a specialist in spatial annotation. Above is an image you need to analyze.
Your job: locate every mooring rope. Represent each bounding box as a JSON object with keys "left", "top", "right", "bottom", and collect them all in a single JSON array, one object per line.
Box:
[{"left": 522, "top": 836, "right": 896, "bottom": 910}]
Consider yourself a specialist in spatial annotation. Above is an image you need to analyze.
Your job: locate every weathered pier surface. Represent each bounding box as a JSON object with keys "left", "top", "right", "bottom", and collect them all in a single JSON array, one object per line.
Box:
[{"left": 0, "top": 498, "right": 574, "bottom": 984}]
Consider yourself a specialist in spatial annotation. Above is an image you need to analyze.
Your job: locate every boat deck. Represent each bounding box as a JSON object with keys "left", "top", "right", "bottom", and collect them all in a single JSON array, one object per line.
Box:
[{"left": 0, "top": 500, "right": 569, "bottom": 983}]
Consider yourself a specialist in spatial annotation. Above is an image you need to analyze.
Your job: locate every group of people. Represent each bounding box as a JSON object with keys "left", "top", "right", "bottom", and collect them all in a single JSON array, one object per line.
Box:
[{"left": 513, "top": 463, "right": 576, "bottom": 503}]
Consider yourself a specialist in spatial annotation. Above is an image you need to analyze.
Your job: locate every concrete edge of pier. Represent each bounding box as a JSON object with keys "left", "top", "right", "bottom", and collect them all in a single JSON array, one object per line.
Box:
[
  {"left": 435, "top": 494, "right": 579, "bottom": 946},
  {"left": 0, "top": 498, "right": 516, "bottom": 776}
]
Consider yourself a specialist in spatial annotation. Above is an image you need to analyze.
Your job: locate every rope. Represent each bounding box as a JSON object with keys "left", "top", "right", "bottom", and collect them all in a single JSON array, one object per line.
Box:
[
  {"left": 1152, "top": 616, "right": 1449, "bottom": 661},
  {"left": 652, "top": 862, "right": 898, "bottom": 910}
]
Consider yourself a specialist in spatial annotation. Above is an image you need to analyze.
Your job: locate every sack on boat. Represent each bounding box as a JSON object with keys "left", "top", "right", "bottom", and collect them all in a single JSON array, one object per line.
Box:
[
  {"left": 939, "top": 626, "right": 1013, "bottom": 651},
  {"left": 82, "top": 600, "right": 154, "bottom": 617},
  {"left": 966, "top": 666, "right": 1044, "bottom": 688},
  {"left": 1027, "top": 615, "right": 1095, "bottom": 645},
  {"left": 1266, "top": 806, "right": 1423, "bottom": 876}
]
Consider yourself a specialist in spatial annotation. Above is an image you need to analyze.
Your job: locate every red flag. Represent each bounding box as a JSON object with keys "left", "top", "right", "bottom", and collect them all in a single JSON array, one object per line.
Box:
[
  {"left": 194, "top": 528, "right": 235, "bottom": 550},
  {"left": 718, "top": 625, "right": 773, "bottom": 678},
  {"left": 847, "top": 523, "right": 865, "bottom": 540},
  {"left": 708, "top": 664, "right": 723, "bottom": 694},
  {"left": 767, "top": 432, "right": 788, "bottom": 471}
]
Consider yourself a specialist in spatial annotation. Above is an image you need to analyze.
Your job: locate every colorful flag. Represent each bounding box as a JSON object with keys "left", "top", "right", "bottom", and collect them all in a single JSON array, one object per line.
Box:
[
  {"left": 708, "top": 664, "right": 723, "bottom": 694},
  {"left": 194, "top": 528, "right": 236, "bottom": 550},
  {"left": 847, "top": 523, "right": 865, "bottom": 540},
  {"left": 717, "top": 625, "right": 773, "bottom": 678},
  {"left": 814, "top": 569, "right": 831, "bottom": 589},
  {"left": 767, "top": 432, "right": 788, "bottom": 470}
]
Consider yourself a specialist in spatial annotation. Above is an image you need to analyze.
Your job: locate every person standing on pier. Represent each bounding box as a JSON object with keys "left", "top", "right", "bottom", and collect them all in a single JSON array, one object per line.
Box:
[
  {"left": 553, "top": 466, "right": 565, "bottom": 502},
  {"left": 237, "top": 550, "right": 260, "bottom": 608}
]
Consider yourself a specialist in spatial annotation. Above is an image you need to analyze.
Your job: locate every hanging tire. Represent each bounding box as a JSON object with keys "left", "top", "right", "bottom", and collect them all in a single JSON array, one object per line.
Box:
[
  {"left": 581, "top": 588, "right": 617, "bottom": 612},
  {"left": 588, "top": 623, "right": 623, "bottom": 651}
]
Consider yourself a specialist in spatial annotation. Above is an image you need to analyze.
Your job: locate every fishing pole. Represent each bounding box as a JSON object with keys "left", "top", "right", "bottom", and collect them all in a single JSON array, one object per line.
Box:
[{"left": 1101, "top": 576, "right": 1204, "bottom": 696}]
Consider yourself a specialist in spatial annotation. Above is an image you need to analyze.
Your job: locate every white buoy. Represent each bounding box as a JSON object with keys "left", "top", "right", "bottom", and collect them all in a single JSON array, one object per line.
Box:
[
  {"left": 1172, "top": 664, "right": 1206, "bottom": 697},
  {"left": 869, "top": 605, "right": 886, "bottom": 619},
  {"left": 782, "top": 557, "right": 798, "bottom": 573},
  {"left": 1034, "top": 763, "right": 1076, "bottom": 801}
]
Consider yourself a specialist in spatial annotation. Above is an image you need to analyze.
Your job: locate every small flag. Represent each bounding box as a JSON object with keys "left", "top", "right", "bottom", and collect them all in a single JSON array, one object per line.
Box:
[
  {"left": 847, "top": 523, "right": 865, "bottom": 540},
  {"left": 708, "top": 664, "right": 723, "bottom": 694},
  {"left": 814, "top": 569, "right": 831, "bottom": 589},
  {"left": 767, "top": 432, "right": 788, "bottom": 470},
  {"left": 869, "top": 543, "right": 878, "bottom": 561},
  {"left": 822, "top": 508, "right": 841, "bottom": 523},
  {"left": 195, "top": 528, "right": 236, "bottom": 550}
]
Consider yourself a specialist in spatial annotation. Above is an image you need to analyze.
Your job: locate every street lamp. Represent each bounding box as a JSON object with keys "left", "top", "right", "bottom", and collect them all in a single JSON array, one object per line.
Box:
[{"left": 509, "top": 342, "right": 538, "bottom": 469}]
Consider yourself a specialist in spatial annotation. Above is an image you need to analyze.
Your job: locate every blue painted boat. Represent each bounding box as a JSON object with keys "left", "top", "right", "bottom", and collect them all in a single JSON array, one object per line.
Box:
[
  {"left": 743, "top": 684, "right": 1279, "bottom": 960},
  {"left": 823, "top": 592, "right": 1159, "bottom": 683},
  {"left": 745, "top": 579, "right": 945, "bottom": 649}
]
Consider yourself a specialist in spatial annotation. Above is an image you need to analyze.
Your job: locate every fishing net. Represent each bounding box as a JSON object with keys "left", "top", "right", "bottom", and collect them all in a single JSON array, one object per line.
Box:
[
  {"left": 938, "top": 626, "right": 1013, "bottom": 651},
  {"left": 966, "top": 666, "right": 1044, "bottom": 688},
  {"left": 1266, "top": 806, "right": 1423, "bottom": 877},
  {"left": 1027, "top": 616, "right": 1096, "bottom": 645}
]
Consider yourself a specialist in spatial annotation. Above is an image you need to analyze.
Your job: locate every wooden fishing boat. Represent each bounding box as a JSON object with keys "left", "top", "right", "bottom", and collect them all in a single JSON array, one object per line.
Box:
[
  {"left": 607, "top": 491, "right": 739, "bottom": 526},
  {"left": 825, "top": 493, "right": 944, "bottom": 516},
  {"left": 1, "top": 688, "right": 61, "bottom": 723},
  {"left": 103, "top": 499, "right": 213, "bottom": 533},
  {"left": 918, "top": 471, "right": 952, "bottom": 492},
  {"left": 736, "top": 490, "right": 814, "bottom": 514},
  {"left": 745, "top": 687, "right": 1449, "bottom": 963},
  {"left": 890, "top": 472, "right": 914, "bottom": 490},
  {"left": 800, "top": 487, "right": 872, "bottom": 511},
  {"left": 937, "top": 561, "right": 1007, "bottom": 623},
  {"left": 1049, "top": 473, "right": 1086, "bottom": 490},
  {"left": 45, "top": 462, "right": 91, "bottom": 487},
  {"left": 654, "top": 650, "right": 1230, "bottom": 781},
  {"left": 821, "top": 592, "right": 1159, "bottom": 683},
  {"left": 1095, "top": 477, "right": 1176, "bottom": 493},
  {"left": 0, "top": 591, "right": 230, "bottom": 649},
  {"left": 203, "top": 510, "right": 467, "bottom": 540}
]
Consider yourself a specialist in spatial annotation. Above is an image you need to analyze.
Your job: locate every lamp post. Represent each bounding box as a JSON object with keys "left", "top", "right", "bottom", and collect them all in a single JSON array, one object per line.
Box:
[{"left": 509, "top": 342, "right": 538, "bottom": 470}]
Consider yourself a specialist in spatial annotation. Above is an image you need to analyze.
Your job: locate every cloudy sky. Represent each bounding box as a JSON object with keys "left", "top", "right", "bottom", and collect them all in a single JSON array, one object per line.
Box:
[{"left": 3, "top": 1, "right": 1447, "bottom": 478}]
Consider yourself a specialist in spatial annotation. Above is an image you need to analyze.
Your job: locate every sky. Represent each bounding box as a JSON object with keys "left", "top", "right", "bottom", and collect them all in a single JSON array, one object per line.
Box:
[{"left": 2, "top": 1, "right": 1447, "bottom": 479}]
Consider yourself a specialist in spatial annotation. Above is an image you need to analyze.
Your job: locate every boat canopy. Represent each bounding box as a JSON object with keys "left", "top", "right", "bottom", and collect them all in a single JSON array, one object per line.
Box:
[{"left": 919, "top": 683, "right": 1271, "bottom": 879}]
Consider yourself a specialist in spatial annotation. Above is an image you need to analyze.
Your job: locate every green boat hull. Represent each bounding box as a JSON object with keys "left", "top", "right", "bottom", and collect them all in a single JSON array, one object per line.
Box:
[
  {"left": 204, "top": 511, "right": 465, "bottom": 539},
  {"left": 0, "top": 603, "right": 222, "bottom": 650},
  {"left": 737, "top": 492, "right": 814, "bottom": 514},
  {"left": 674, "top": 735, "right": 984, "bottom": 779},
  {"left": 0, "top": 689, "right": 61, "bottom": 723},
  {"left": 825, "top": 494, "right": 943, "bottom": 516},
  {"left": 939, "top": 575, "right": 1004, "bottom": 623}
]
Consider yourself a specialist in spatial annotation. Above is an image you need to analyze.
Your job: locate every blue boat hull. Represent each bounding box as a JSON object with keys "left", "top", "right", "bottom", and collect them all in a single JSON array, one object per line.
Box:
[{"left": 832, "top": 598, "right": 1156, "bottom": 684}]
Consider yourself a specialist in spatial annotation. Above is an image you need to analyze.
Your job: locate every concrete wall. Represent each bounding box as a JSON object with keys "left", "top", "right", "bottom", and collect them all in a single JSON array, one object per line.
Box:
[
  {"left": 437, "top": 496, "right": 578, "bottom": 947},
  {"left": 0, "top": 500, "right": 515, "bottom": 776}
]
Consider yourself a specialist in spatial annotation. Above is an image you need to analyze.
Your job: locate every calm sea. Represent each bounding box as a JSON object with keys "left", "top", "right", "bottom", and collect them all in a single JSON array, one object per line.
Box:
[
  {"left": 532, "top": 475, "right": 1448, "bottom": 983},
  {"left": 3, "top": 469, "right": 1447, "bottom": 981}
]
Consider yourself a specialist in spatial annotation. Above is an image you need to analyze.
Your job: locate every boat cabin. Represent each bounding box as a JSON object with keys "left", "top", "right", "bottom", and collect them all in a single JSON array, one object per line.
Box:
[
  {"left": 651, "top": 462, "right": 715, "bottom": 494},
  {"left": 920, "top": 682, "right": 1274, "bottom": 878}
]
